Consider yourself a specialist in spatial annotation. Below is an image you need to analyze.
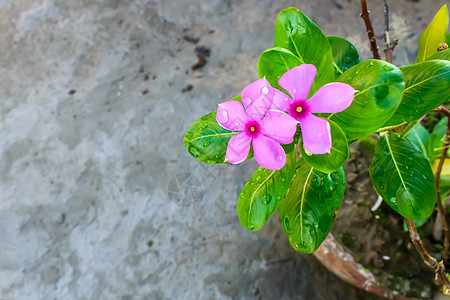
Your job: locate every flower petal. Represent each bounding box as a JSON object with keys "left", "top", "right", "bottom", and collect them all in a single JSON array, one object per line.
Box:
[
  {"left": 306, "top": 82, "right": 356, "bottom": 113},
  {"left": 225, "top": 131, "right": 252, "bottom": 164},
  {"left": 241, "top": 78, "right": 274, "bottom": 121},
  {"left": 260, "top": 110, "right": 298, "bottom": 144},
  {"left": 299, "top": 113, "right": 331, "bottom": 155},
  {"left": 252, "top": 134, "right": 286, "bottom": 170},
  {"left": 271, "top": 88, "right": 292, "bottom": 111},
  {"left": 279, "top": 64, "right": 316, "bottom": 101},
  {"left": 216, "top": 101, "right": 249, "bottom": 131}
]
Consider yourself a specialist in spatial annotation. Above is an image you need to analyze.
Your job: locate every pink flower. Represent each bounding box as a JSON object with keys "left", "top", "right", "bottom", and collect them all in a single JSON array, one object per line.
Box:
[
  {"left": 216, "top": 78, "right": 298, "bottom": 170},
  {"left": 272, "top": 64, "right": 356, "bottom": 154}
]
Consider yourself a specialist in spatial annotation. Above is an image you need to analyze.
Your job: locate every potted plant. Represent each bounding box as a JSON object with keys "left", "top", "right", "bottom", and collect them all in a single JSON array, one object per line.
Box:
[{"left": 184, "top": 1, "right": 450, "bottom": 298}]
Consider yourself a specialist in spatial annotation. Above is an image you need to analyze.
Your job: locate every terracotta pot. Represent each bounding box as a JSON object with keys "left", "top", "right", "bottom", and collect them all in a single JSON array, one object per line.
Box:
[{"left": 314, "top": 233, "right": 411, "bottom": 300}]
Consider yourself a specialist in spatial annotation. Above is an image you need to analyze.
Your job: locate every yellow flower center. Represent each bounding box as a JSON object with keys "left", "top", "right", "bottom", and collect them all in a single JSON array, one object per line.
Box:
[
  {"left": 296, "top": 106, "right": 303, "bottom": 113},
  {"left": 249, "top": 126, "right": 256, "bottom": 132}
]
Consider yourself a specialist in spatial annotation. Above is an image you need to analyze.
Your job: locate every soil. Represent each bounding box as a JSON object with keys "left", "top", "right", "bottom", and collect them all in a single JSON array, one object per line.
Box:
[{"left": 333, "top": 140, "right": 445, "bottom": 299}]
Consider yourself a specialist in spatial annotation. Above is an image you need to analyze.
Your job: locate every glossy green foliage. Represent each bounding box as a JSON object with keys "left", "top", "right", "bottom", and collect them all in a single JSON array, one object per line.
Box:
[
  {"left": 369, "top": 133, "right": 436, "bottom": 220},
  {"left": 274, "top": 7, "right": 334, "bottom": 89},
  {"left": 327, "top": 36, "right": 361, "bottom": 79},
  {"left": 406, "top": 118, "right": 449, "bottom": 164},
  {"left": 358, "top": 137, "right": 377, "bottom": 156},
  {"left": 278, "top": 158, "right": 346, "bottom": 253},
  {"left": 385, "top": 60, "right": 450, "bottom": 126},
  {"left": 428, "top": 117, "right": 449, "bottom": 162},
  {"left": 237, "top": 145, "right": 296, "bottom": 231},
  {"left": 426, "top": 49, "right": 450, "bottom": 61},
  {"left": 299, "top": 120, "right": 349, "bottom": 173},
  {"left": 184, "top": 111, "right": 237, "bottom": 164},
  {"left": 407, "top": 124, "right": 430, "bottom": 158},
  {"left": 328, "top": 60, "right": 405, "bottom": 140},
  {"left": 257, "top": 47, "right": 304, "bottom": 91},
  {"left": 416, "top": 5, "right": 449, "bottom": 62}
]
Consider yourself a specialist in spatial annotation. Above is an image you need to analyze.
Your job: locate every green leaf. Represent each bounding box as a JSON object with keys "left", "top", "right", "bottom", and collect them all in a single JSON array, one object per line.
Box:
[
  {"left": 327, "top": 36, "right": 361, "bottom": 80},
  {"left": 427, "top": 117, "right": 448, "bottom": 163},
  {"left": 358, "top": 137, "right": 378, "bottom": 156},
  {"left": 384, "top": 60, "right": 450, "bottom": 126},
  {"left": 447, "top": 33, "right": 450, "bottom": 44},
  {"left": 237, "top": 144, "right": 296, "bottom": 231},
  {"left": 426, "top": 49, "right": 450, "bottom": 61},
  {"left": 369, "top": 132, "right": 436, "bottom": 220},
  {"left": 257, "top": 47, "right": 304, "bottom": 91},
  {"left": 274, "top": 7, "right": 334, "bottom": 88},
  {"left": 407, "top": 124, "right": 430, "bottom": 158},
  {"left": 428, "top": 133, "right": 444, "bottom": 162},
  {"left": 278, "top": 158, "right": 346, "bottom": 253},
  {"left": 433, "top": 117, "right": 448, "bottom": 137},
  {"left": 327, "top": 60, "right": 405, "bottom": 140},
  {"left": 184, "top": 111, "right": 237, "bottom": 164},
  {"left": 299, "top": 120, "right": 349, "bottom": 173},
  {"left": 416, "top": 5, "right": 449, "bottom": 62}
]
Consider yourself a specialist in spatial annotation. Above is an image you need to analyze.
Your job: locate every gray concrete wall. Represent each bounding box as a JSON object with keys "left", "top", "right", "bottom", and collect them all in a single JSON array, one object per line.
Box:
[{"left": 0, "top": 0, "right": 447, "bottom": 299}]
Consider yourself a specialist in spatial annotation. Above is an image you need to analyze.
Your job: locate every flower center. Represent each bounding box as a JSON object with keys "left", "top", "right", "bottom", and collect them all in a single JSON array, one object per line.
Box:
[
  {"left": 289, "top": 100, "right": 308, "bottom": 120},
  {"left": 245, "top": 121, "right": 261, "bottom": 138}
]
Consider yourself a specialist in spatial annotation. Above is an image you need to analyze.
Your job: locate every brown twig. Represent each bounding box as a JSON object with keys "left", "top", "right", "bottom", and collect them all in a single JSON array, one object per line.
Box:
[
  {"left": 432, "top": 106, "right": 450, "bottom": 260},
  {"left": 382, "top": 0, "right": 399, "bottom": 63},
  {"left": 360, "top": 0, "right": 381, "bottom": 60},
  {"left": 405, "top": 219, "right": 450, "bottom": 294}
]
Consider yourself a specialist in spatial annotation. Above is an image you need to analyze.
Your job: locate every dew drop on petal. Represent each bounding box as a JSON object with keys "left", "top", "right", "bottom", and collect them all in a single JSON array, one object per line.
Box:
[
  {"left": 292, "top": 89, "right": 297, "bottom": 94},
  {"left": 217, "top": 110, "right": 229, "bottom": 123},
  {"left": 243, "top": 97, "right": 252, "bottom": 106},
  {"left": 276, "top": 155, "right": 283, "bottom": 161},
  {"left": 261, "top": 86, "right": 269, "bottom": 95}
]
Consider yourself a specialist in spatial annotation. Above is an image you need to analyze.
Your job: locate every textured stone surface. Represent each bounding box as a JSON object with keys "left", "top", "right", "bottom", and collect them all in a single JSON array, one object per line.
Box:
[{"left": 0, "top": 0, "right": 447, "bottom": 299}]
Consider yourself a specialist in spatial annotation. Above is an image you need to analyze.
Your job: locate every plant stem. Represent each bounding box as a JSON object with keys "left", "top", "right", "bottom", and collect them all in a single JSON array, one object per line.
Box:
[
  {"left": 432, "top": 106, "right": 450, "bottom": 260},
  {"left": 382, "top": 0, "right": 398, "bottom": 63},
  {"left": 360, "top": 0, "right": 381, "bottom": 60},
  {"left": 376, "top": 122, "right": 407, "bottom": 133},
  {"left": 405, "top": 218, "right": 450, "bottom": 293},
  {"left": 398, "top": 117, "right": 424, "bottom": 137}
]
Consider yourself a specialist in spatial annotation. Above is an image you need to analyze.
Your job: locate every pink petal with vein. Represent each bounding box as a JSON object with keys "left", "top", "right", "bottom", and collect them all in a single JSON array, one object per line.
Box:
[
  {"left": 216, "top": 101, "right": 249, "bottom": 131},
  {"left": 307, "top": 82, "right": 356, "bottom": 113},
  {"left": 299, "top": 113, "right": 332, "bottom": 155},
  {"left": 241, "top": 78, "right": 274, "bottom": 121},
  {"left": 225, "top": 131, "right": 252, "bottom": 164},
  {"left": 279, "top": 64, "right": 316, "bottom": 101},
  {"left": 252, "top": 134, "right": 286, "bottom": 170},
  {"left": 271, "top": 88, "right": 292, "bottom": 111},
  {"left": 260, "top": 110, "right": 298, "bottom": 144}
]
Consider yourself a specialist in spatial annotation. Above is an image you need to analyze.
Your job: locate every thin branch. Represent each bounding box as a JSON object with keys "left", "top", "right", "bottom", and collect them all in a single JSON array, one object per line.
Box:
[
  {"left": 382, "top": 0, "right": 399, "bottom": 63},
  {"left": 405, "top": 218, "right": 450, "bottom": 294},
  {"left": 360, "top": 0, "right": 381, "bottom": 60},
  {"left": 433, "top": 106, "right": 450, "bottom": 260}
]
